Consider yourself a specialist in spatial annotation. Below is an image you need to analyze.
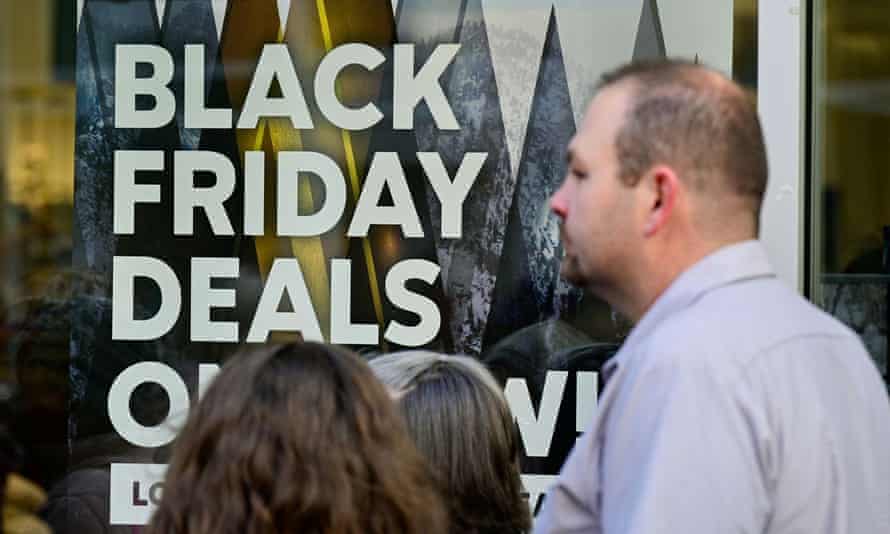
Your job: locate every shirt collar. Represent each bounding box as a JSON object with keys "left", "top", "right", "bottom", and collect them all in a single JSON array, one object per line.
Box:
[{"left": 602, "top": 240, "right": 776, "bottom": 379}]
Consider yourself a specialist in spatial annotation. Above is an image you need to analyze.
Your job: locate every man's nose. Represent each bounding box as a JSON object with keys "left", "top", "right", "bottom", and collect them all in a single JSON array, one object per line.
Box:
[{"left": 550, "top": 185, "right": 568, "bottom": 220}]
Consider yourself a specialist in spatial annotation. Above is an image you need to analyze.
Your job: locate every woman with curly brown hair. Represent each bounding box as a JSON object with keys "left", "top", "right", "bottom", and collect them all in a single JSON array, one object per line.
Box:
[
  {"left": 370, "top": 351, "right": 532, "bottom": 534},
  {"left": 147, "top": 342, "right": 448, "bottom": 534}
]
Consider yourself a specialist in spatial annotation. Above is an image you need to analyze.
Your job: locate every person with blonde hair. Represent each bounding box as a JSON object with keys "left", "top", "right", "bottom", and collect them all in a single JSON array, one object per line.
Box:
[
  {"left": 148, "top": 342, "right": 448, "bottom": 534},
  {"left": 370, "top": 351, "right": 531, "bottom": 534}
]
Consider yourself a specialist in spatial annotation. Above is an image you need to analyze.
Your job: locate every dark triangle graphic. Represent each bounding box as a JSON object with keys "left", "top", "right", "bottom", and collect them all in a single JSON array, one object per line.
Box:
[
  {"left": 481, "top": 199, "right": 537, "bottom": 349},
  {"left": 404, "top": 0, "right": 514, "bottom": 355},
  {"left": 72, "top": 0, "right": 193, "bottom": 450},
  {"left": 74, "top": 0, "right": 161, "bottom": 275},
  {"left": 71, "top": 4, "right": 113, "bottom": 448},
  {"left": 483, "top": 8, "right": 581, "bottom": 349},
  {"left": 453, "top": 0, "right": 469, "bottom": 42},
  {"left": 162, "top": 0, "right": 221, "bottom": 149},
  {"left": 112, "top": 3, "right": 243, "bottom": 358},
  {"left": 348, "top": 11, "right": 453, "bottom": 353},
  {"left": 74, "top": 9, "right": 114, "bottom": 274},
  {"left": 634, "top": 0, "right": 666, "bottom": 59}
]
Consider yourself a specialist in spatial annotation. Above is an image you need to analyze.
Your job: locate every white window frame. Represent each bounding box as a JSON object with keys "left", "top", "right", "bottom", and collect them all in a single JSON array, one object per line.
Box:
[{"left": 758, "top": 0, "right": 807, "bottom": 292}]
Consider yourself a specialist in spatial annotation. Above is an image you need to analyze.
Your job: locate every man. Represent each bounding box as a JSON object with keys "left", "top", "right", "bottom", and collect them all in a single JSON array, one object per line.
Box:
[{"left": 536, "top": 60, "right": 890, "bottom": 533}]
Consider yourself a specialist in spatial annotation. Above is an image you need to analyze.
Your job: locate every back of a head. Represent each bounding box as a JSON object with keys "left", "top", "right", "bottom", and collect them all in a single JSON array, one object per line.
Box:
[
  {"left": 601, "top": 60, "right": 768, "bottom": 236},
  {"left": 148, "top": 342, "right": 447, "bottom": 534},
  {"left": 371, "top": 352, "right": 531, "bottom": 534}
]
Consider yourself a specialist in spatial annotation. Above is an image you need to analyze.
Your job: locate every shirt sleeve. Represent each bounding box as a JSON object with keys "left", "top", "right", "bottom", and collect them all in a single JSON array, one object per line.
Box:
[
  {"left": 534, "top": 428, "right": 602, "bottom": 534},
  {"left": 600, "top": 358, "right": 772, "bottom": 534}
]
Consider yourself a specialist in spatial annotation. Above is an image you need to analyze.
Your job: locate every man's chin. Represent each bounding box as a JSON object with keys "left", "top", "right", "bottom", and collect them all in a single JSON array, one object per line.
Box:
[{"left": 560, "top": 261, "right": 587, "bottom": 288}]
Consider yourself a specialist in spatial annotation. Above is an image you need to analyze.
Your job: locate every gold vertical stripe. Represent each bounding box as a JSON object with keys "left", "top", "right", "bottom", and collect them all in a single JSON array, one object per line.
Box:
[
  {"left": 315, "top": 0, "right": 387, "bottom": 334},
  {"left": 275, "top": 4, "right": 334, "bottom": 337},
  {"left": 247, "top": 121, "right": 276, "bottom": 277},
  {"left": 219, "top": 0, "right": 284, "bottom": 280},
  {"left": 276, "top": 122, "right": 332, "bottom": 340},
  {"left": 243, "top": 11, "right": 333, "bottom": 340}
]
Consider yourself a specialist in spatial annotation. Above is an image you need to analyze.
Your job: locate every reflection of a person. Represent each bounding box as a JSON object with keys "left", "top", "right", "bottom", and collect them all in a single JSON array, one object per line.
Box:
[
  {"left": 481, "top": 320, "right": 616, "bottom": 475},
  {"left": 0, "top": 271, "right": 182, "bottom": 533},
  {"left": 5, "top": 297, "right": 70, "bottom": 491},
  {"left": 41, "top": 291, "right": 179, "bottom": 534},
  {"left": 842, "top": 236, "right": 886, "bottom": 274}
]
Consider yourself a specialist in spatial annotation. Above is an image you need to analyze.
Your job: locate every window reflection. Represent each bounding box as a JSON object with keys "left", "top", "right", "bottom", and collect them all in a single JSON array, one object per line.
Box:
[
  {"left": 812, "top": 0, "right": 890, "bottom": 383},
  {"left": 0, "top": 0, "right": 75, "bottom": 497},
  {"left": 0, "top": 1, "right": 763, "bottom": 531}
]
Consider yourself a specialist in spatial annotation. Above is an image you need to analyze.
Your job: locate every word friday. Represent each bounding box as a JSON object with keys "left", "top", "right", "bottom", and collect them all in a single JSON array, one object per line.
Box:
[{"left": 110, "top": 41, "right": 487, "bottom": 346}]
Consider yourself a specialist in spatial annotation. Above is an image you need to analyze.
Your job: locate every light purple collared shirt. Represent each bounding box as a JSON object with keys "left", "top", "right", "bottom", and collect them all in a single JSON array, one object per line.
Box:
[{"left": 535, "top": 240, "right": 890, "bottom": 534}]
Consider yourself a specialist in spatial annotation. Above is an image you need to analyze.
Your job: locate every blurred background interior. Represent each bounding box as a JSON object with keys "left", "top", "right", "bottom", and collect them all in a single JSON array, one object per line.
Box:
[{"left": 812, "top": 0, "right": 890, "bottom": 382}]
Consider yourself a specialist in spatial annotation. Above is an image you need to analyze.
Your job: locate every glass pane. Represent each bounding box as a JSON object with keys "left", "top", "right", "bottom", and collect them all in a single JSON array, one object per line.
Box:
[
  {"left": 0, "top": 0, "right": 76, "bottom": 523},
  {"left": 811, "top": 0, "right": 890, "bottom": 386},
  {"left": 0, "top": 0, "right": 757, "bottom": 530}
]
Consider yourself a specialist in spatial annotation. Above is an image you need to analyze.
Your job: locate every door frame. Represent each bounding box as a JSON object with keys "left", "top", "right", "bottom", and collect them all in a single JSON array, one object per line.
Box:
[{"left": 758, "top": 0, "right": 807, "bottom": 292}]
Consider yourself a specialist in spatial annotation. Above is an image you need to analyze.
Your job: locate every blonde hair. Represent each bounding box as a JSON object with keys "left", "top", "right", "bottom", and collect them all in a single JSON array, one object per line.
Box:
[{"left": 370, "top": 351, "right": 530, "bottom": 534}]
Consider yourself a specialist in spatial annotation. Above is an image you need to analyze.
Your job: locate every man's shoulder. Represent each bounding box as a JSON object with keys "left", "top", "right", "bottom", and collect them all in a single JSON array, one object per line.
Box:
[{"left": 643, "top": 277, "right": 861, "bottom": 371}]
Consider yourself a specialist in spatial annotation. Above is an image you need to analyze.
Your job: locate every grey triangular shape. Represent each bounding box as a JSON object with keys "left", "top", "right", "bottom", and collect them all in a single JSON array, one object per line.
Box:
[
  {"left": 484, "top": 8, "right": 581, "bottom": 345},
  {"left": 75, "top": 7, "right": 114, "bottom": 271},
  {"left": 396, "top": 0, "right": 464, "bottom": 45},
  {"left": 555, "top": 0, "right": 642, "bottom": 125},
  {"left": 516, "top": 8, "right": 580, "bottom": 318},
  {"left": 656, "top": 0, "right": 734, "bottom": 73},
  {"left": 75, "top": 0, "right": 163, "bottom": 272},
  {"left": 211, "top": 0, "right": 227, "bottom": 41},
  {"left": 277, "top": 0, "right": 290, "bottom": 33},
  {"left": 453, "top": 0, "right": 470, "bottom": 42},
  {"left": 484, "top": 0, "right": 550, "bottom": 182},
  {"left": 401, "top": 0, "right": 514, "bottom": 354},
  {"left": 634, "top": 0, "right": 665, "bottom": 59},
  {"left": 155, "top": 0, "right": 166, "bottom": 29}
]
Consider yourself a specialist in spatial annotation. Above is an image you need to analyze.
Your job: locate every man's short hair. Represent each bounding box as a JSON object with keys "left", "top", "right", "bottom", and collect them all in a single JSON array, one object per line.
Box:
[{"left": 598, "top": 60, "right": 768, "bottom": 218}]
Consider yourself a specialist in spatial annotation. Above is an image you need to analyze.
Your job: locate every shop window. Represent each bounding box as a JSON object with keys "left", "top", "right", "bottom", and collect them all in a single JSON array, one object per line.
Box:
[{"left": 811, "top": 0, "right": 890, "bottom": 385}]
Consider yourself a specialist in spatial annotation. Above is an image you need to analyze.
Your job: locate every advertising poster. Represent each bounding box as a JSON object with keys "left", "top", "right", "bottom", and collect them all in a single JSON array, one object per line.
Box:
[{"left": 68, "top": 0, "right": 732, "bottom": 527}]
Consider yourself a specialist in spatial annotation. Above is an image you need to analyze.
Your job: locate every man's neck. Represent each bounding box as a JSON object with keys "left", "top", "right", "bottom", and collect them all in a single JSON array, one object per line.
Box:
[{"left": 623, "top": 238, "right": 752, "bottom": 323}]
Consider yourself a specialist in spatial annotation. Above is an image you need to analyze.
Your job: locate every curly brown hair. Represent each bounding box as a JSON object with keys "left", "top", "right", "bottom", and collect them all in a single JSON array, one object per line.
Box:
[{"left": 147, "top": 342, "right": 448, "bottom": 534}]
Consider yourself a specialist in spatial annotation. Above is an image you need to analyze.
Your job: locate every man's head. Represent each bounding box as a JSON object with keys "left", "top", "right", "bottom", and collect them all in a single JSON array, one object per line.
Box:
[{"left": 550, "top": 60, "right": 767, "bottom": 321}]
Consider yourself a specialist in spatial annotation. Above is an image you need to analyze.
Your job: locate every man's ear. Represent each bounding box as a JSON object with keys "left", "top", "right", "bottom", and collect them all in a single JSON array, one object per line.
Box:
[{"left": 642, "top": 165, "right": 679, "bottom": 237}]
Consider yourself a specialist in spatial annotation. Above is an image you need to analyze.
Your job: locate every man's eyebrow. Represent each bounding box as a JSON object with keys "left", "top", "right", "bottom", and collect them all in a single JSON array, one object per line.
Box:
[{"left": 566, "top": 147, "right": 575, "bottom": 164}]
